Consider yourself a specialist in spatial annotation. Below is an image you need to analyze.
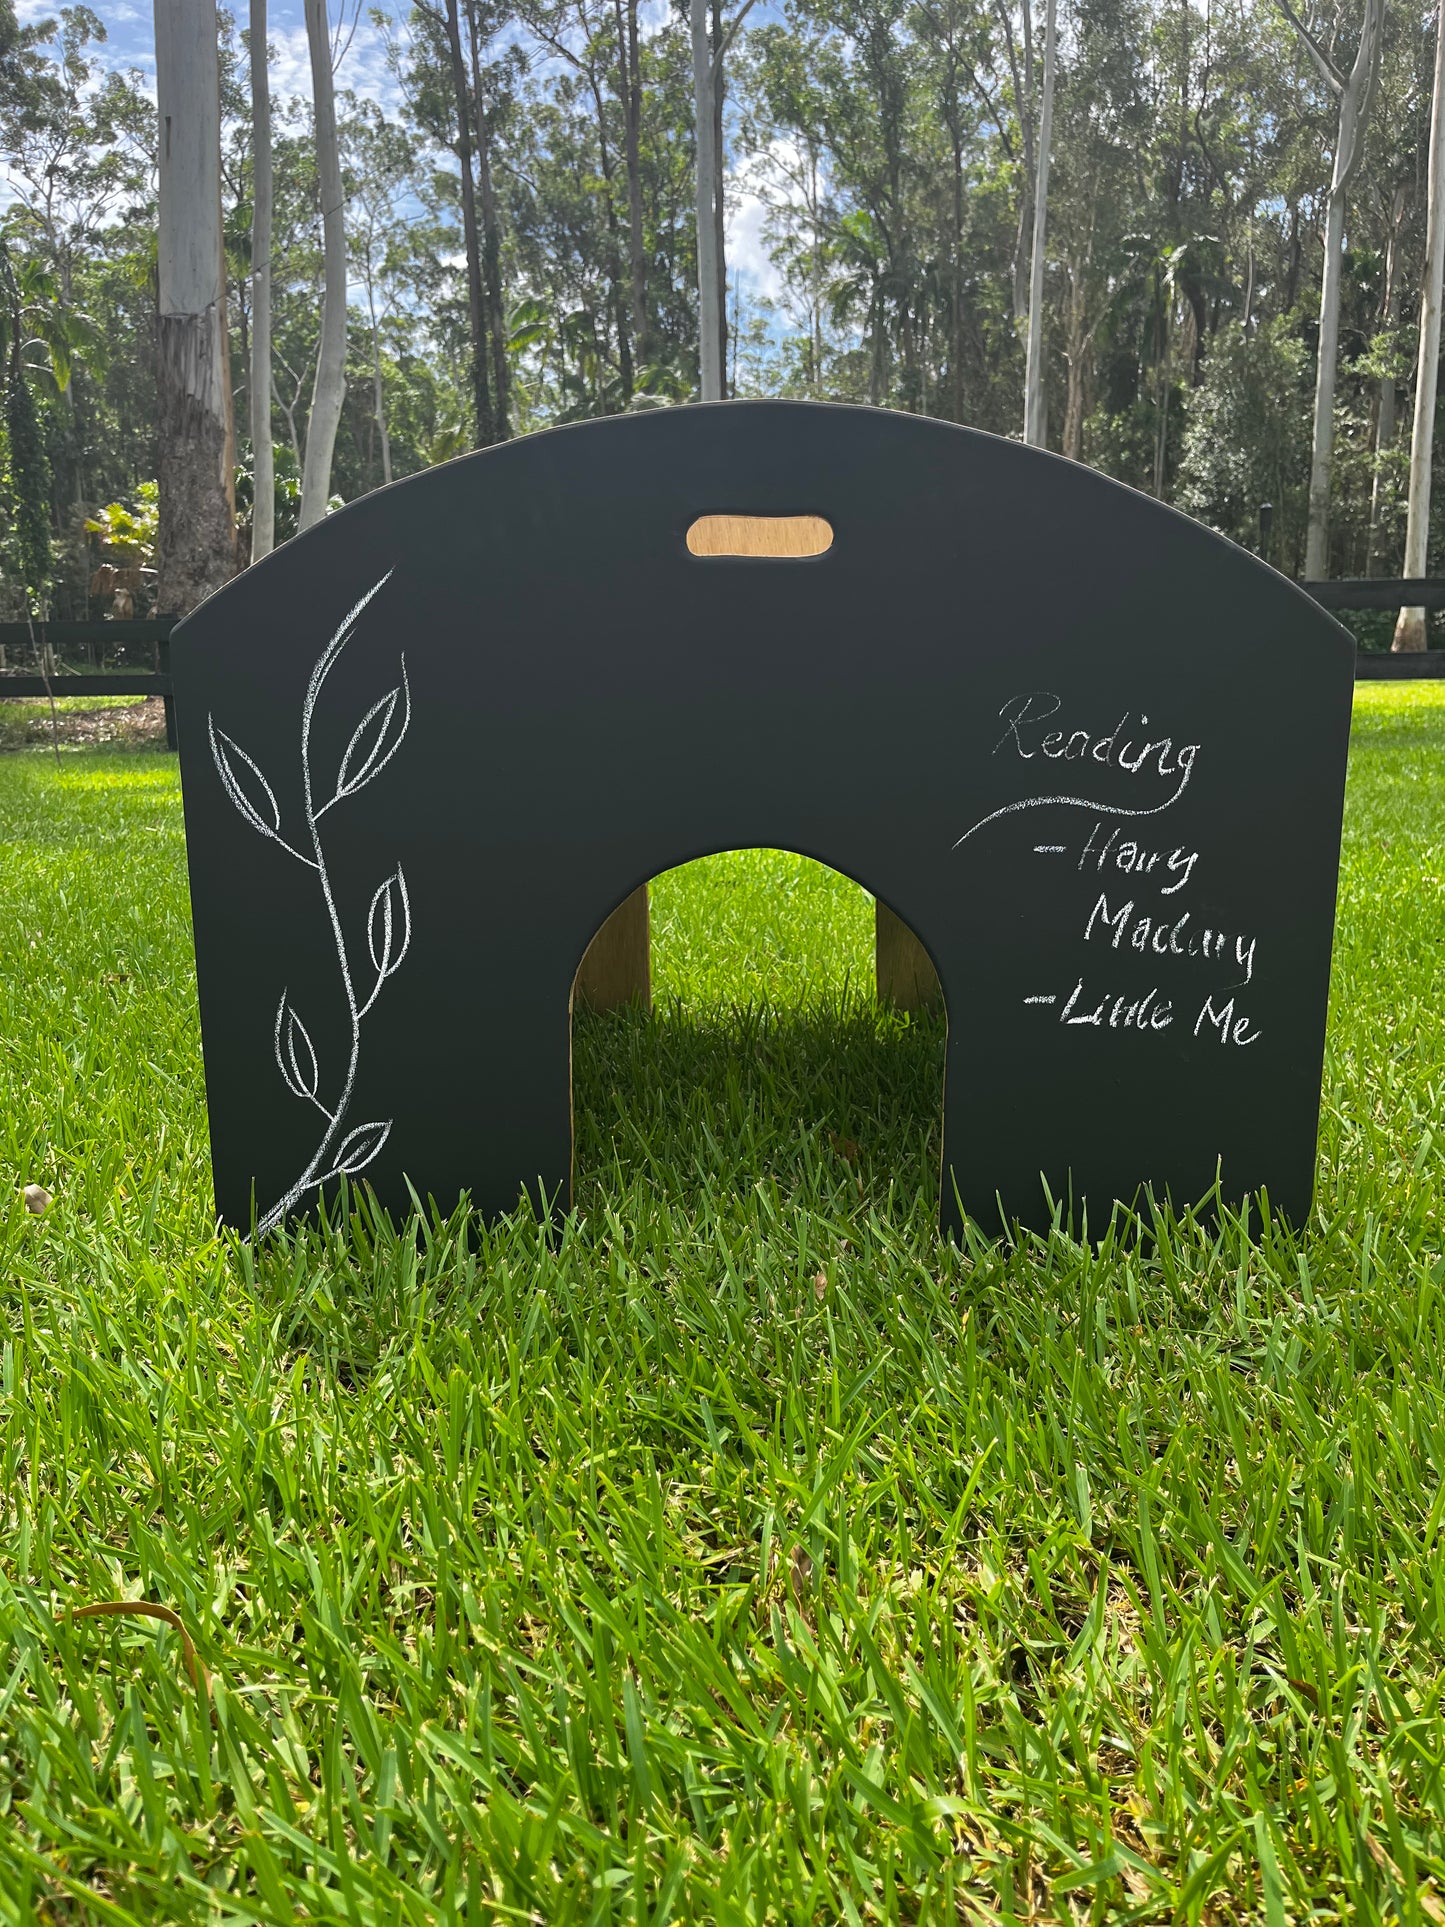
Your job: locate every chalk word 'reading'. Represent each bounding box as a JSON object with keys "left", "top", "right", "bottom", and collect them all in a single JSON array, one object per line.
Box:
[
  {"left": 1083, "top": 892, "right": 1258, "bottom": 986},
  {"left": 952, "top": 694, "right": 1202, "bottom": 850}
]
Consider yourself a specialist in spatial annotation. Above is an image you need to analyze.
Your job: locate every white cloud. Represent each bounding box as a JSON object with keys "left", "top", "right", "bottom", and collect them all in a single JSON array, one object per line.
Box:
[
  {"left": 267, "top": 22, "right": 316, "bottom": 104},
  {"left": 266, "top": 6, "right": 406, "bottom": 120},
  {"left": 11, "top": 1, "right": 413, "bottom": 118},
  {"left": 726, "top": 136, "right": 819, "bottom": 313},
  {"left": 16, "top": 0, "right": 154, "bottom": 82},
  {"left": 727, "top": 186, "right": 783, "bottom": 305}
]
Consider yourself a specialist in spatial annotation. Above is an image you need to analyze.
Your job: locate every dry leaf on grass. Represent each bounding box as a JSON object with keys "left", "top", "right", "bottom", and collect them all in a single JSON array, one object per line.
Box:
[{"left": 69, "top": 1599, "right": 210, "bottom": 1694}]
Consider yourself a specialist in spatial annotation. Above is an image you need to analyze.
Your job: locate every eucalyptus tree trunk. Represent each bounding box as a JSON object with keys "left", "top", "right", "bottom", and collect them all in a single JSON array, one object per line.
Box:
[
  {"left": 950, "top": 130, "right": 965, "bottom": 420},
  {"left": 1396, "top": 0, "right": 1445, "bottom": 651},
  {"left": 249, "top": 0, "right": 275, "bottom": 560},
  {"left": 466, "top": 1, "right": 510, "bottom": 438},
  {"left": 712, "top": 0, "right": 727, "bottom": 393},
  {"left": 615, "top": 0, "right": 649, "bottom": 371},
  {"left": 691, "top": 0, "right": 722, "bottom": 400},
  {"left": 1280, "top": 0, "right": 1385, "bottom": 580},
  {"left": 298, "top": 0, "right": 347, "bottom": 531},
  {"left": 367, "top": 275, "right": 392, "bottom": 486},
  {"left": 444, "top": 0, "right": 493, "bottom": 444},
  {"left": 1022, "top": 0, "right": 1055, "bottom": 447},
  {"left": 154, "top": 0, "right": 236, "bottom": 612},
  {"left": 1062, "top": 259, "right": 1090, "bottom": 461},
  {"left": 998, "top": 0, "right": 1035, "bottom": 330},
  {"left": 1366, "top": 180, "right": 1407, "bottom": 575},
  {"left": 690, "top": 0, "right": 755, "bottom": 400},
  {"left": 1306, "top": 197, "right": 1348, "bottom": 573}
]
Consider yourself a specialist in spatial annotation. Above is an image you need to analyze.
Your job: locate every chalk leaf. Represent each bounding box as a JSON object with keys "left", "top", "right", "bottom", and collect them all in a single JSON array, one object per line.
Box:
[
  {"left": 367, "top": 865, "right": 411, "bottom": 982},
  {"left": 273, "top": 990, "right": 319, "bottom": 1101},
  {"left": 333, "top": 656, "right": 411, "bottom": 804},
  {"left": 331, "top": 1119, "right": 391, "bottom": 1177},
  {"left": 209, "top": 716, "right": 282, "bottom": 842}
]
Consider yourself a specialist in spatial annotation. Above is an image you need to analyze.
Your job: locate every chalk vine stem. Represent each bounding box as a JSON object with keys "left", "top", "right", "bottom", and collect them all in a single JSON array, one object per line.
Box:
[{"left": 208, "top": 570, "right": 409, "bottom": 1236}]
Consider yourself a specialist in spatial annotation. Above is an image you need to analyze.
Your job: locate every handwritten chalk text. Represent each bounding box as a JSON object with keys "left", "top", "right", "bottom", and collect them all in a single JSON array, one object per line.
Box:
[
  {"left": 1083, "top": 893, "right": 1257, "bottom": 985},
  {"left": 1194, "top": 995, "right": 1261, "bottom": 1046},
  {"left": 953, "top": 692, "right": 1202, "bottom": 849},
  {"left": 1056, "top": 980, "right": 1175, "bottom": 1031},
  {"left": 1077, "top": 820, "right": 1199, "bottom": 895},
  {"left": 993, "top": 692, "right": 1200, "bottom": 791}
]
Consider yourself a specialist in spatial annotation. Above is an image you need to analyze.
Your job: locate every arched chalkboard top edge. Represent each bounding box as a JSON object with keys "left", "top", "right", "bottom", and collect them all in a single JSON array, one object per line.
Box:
[{"left": 176, "top": 399, "right": 1355, "bottom": 667}]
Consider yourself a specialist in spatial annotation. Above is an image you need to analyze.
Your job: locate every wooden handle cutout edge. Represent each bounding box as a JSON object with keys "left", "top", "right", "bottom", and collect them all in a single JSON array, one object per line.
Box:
[{"left": 686, "top": 514, "right": 833, "bottom": 558}]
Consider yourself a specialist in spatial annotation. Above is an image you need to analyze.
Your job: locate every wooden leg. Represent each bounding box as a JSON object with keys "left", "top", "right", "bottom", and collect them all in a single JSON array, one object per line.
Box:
[
  {"left": 875, "top": 900, "right": 941, "bottom": 1012},
  {"left": 574, "top": 884, "right": 652, "bottom": 1012}
]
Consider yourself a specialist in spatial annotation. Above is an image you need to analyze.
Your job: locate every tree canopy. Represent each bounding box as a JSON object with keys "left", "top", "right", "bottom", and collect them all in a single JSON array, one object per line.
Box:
[{"left": 1, "top": 0, "right": 1442, "bottom": 620}]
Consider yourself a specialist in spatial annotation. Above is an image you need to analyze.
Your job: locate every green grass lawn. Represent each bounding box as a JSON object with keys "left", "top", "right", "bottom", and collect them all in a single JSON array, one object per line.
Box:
[{"left": 0, "top": 683, "right": 1442, "bottom": 1924}]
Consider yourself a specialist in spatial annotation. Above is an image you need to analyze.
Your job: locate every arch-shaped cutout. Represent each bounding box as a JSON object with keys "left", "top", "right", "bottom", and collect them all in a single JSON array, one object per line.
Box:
[
  {"left": 570, "top": 848, "right": 947, "bottom": 1211},
  {"left": 172, "top": 399, "right": 1354, "bottom": 1240}
]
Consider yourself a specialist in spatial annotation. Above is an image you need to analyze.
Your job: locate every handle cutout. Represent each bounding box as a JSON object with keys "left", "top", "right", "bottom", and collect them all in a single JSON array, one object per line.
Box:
[{"left": 686, "top": 514, "right": 833, "bottom": 558}]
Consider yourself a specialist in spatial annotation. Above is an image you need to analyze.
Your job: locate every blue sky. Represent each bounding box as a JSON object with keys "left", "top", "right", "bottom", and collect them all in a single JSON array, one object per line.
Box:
[
  {"left": 17, "top": 1, "right": 786, "bottom": 304},
  {"left": 23, "top": 1, "right": 411, "bottom": 113}
]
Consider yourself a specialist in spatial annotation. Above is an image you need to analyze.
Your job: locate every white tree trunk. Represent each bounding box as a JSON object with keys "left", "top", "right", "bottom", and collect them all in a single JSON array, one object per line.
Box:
[
  {"left": 692, "top": 0, "right": 722, "bottom": 402},
  {"left": 299, "top": 0, "right": 347, "bottom": 531},
  {"left": 154, "top": 0, "right": 235, "bottom": 612},
  {"left": 1022, "top": 0, "right": 1055, "bottom": 448},
  {"left": 368, "top": 279, "right": 392, "bottom": 487},
  {"left": 250, "top": 0, "right": 275, "bottom": 561},
  {"left": 1367, "top": 180, "right": 1407, "bottom": 575},
  {"left": 1396, "top": 0, "right": 1445, "bottom": 651},
  {"left": 713, "top": 14, "right": 727, "bottom": 393},
  {"left": 1292, "top": 0, "right": 1385, "bottom": 580},
  {"left": 1305, "top": 188, "right": 1348, "bottom": 577}
]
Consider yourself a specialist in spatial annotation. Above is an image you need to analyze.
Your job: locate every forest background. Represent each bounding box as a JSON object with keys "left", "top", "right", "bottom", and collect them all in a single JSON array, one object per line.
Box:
[{"left": 1, "top": 0, "right": 1442, "bottom": 642}]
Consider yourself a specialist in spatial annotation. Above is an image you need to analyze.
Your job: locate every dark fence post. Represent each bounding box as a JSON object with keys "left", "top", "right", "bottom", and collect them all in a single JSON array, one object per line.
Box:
[
  {"left": 1258, "top": 502, "right": 1273, "bottom": 564},
  {"left": 157, "top": 618, "right": 178, "bottom": 752}
]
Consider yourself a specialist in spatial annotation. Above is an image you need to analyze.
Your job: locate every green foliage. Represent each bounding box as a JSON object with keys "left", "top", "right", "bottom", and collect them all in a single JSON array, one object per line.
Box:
[
  {"left": 83, "top": 481, "right": 157, "bottom": 568},
  {"left": 1, "top": 356, "right": 50, "bottom": 598},
  {"left": 0, "top": 689, "right": 1442, "bottom": 1918},
  {"left": 233, "top": 443, "right": 303, "bottom": 554},
  {"left": 1176, "top": 319, "right": 1312, "bottom": 568},
  {"left": 0, "top": 6, "right": 151, "bottom": 614}
]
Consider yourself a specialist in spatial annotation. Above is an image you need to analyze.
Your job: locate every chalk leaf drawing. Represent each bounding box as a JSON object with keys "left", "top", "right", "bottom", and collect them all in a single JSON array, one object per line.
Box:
[{"left": 208, "top": 570, "right": 408, "bottom": 1234}]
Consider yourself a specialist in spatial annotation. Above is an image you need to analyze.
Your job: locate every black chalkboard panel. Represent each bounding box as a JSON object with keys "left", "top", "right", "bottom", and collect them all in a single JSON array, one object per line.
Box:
[{"left": 171, "top": 400, "right": 1355, "bottom": 1239}]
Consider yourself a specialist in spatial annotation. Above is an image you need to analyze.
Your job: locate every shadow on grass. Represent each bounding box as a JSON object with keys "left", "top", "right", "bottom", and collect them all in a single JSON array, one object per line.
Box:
[
  {"left": 249, "top": 997, "right": 948, "bottom": 1387},
  {"left": 0, "top": 696, "right": 170, "bottom": 753},
  {"left": 572, "top": 995, "right": 947, "bottom": 1221}
]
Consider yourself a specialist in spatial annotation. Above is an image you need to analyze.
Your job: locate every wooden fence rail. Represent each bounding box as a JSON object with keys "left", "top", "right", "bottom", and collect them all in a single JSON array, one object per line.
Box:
[
  {"left": 1299, "top": 581, "right": 1445, "bottom": 677},
  {"left": 1301, "top": 578, "right": 1445, "bottom": 610},
  {"left": 0, "top": 624, "right": 176, "bottom": 746}
]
